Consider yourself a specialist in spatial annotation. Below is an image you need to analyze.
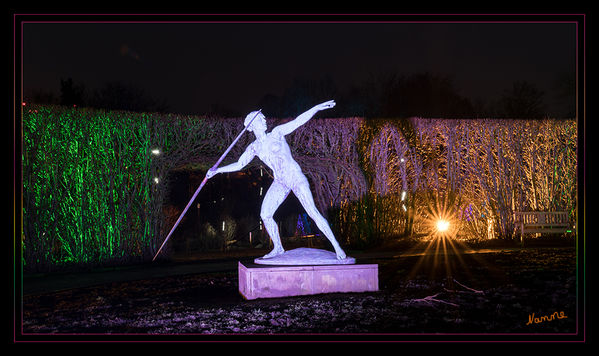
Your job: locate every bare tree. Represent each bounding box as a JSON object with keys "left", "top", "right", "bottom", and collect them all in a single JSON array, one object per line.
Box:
[{"left": 499, "top": 81, "right": 547, "bottom": 119}]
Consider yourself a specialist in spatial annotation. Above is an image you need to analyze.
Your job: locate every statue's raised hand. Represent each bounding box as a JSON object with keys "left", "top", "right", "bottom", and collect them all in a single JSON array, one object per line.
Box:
[{"left": 313, "top": 100, "right": 336, "bottom": 111}]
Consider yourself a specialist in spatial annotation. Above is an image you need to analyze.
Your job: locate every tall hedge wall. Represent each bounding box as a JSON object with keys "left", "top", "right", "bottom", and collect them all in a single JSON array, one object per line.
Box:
[{"left": 21, "top": 105, "right": 577, "bottom": 271}]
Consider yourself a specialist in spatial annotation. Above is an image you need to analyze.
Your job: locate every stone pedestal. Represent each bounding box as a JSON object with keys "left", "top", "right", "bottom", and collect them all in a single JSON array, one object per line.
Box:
[{"left": 238, "top": 261, "right": 379, "bottom": 300}]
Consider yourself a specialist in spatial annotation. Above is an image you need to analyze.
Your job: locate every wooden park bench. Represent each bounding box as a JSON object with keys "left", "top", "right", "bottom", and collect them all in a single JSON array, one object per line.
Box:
[{"left": 514, "top": 211, "right": 570, "bottom": 241}]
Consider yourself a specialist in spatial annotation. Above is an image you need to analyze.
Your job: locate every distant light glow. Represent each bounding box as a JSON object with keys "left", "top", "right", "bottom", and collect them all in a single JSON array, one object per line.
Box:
[
  {"left": 401, "top": 191, "right": 406, "bottom": 201},
  {"left": 151, "top": 148, "right": 160, "bottom": 155},
  {"left": 222, "top": 221, "right": 225, "bottom": 231},
  {"left": 153, "top": 177, "right": 160, "bottom": 184},
  {"left": 436, "top": 219, "right": 450, "bottom": 232}
]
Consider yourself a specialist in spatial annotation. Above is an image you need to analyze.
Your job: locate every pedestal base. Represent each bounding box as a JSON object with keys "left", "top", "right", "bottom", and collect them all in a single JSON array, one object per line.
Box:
[{"left": 238, "top": 261, "right": 379, "bottom": 300}]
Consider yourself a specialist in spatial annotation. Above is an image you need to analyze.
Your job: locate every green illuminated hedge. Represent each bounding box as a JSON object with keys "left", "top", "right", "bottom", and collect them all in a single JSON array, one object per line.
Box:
[
  {"left": 22, "top": 105, "right": 245, "bottom": 271},
  {"left": 23, "top": 106, "right": 155, "bottom": 270}
]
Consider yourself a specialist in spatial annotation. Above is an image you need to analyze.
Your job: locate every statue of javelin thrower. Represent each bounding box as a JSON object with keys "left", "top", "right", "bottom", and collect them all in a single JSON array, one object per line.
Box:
[
  {"left": 206, "top": 100, "right": 347, "bottom": 260},
  {"left": 153, "top": 100, "right": 347, "bottom": 262}
]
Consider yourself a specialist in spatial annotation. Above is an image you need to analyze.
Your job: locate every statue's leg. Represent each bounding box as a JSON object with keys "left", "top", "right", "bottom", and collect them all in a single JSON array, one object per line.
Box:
[
  {"left": 293, "top": 178, "right": 347, "bottom": 260},
  {"left": 260, "top": 180, "right": 290, "bottom": 259}
]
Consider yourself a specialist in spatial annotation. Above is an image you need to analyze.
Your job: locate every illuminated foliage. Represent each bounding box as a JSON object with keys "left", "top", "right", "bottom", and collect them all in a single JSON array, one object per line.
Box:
[
  {"left": 22, "top": 105, "right": 251, "bottom": 270},
  {"left": 22, "top": 105, "right": 577, "bottom": 270},
  {"left": 343, "top": 117, "right": 578, "bottom": 242},
  {"left": 22, "top": 105, "right": 154, "bottom": 269}
]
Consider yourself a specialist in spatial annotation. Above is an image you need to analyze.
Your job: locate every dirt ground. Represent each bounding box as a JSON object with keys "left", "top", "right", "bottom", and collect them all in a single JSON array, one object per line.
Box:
[{"left": 19, "top": 243, "right": 579, "bottom": 340}]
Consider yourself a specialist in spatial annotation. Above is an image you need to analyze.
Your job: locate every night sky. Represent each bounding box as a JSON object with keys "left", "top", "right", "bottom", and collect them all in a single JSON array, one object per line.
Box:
[{"left": 22, "top": 17, "right": 578, "bottom": 117}]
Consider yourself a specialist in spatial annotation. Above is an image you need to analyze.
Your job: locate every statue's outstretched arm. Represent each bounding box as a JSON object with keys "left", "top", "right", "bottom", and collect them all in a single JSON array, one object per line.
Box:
[
  {"left": 206, "top": 144, "right": 256, "bottom": 178},
  {"left": 272, "top": 100, "right": 336, "bottom": 137}
]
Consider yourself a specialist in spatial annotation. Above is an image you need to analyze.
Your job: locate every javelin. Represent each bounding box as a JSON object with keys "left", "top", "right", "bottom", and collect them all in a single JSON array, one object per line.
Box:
[{"left": 152, "top": 109, "right": 262, "bottom": 261}]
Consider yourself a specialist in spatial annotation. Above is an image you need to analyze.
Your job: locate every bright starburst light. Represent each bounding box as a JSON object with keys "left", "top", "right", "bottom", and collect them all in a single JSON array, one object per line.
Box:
[
  {"left": 436, "top": 219, "right": 450, "bottom": 233},
  {"left": 402, "top": 191, "right": 487, "bottom": 284}
]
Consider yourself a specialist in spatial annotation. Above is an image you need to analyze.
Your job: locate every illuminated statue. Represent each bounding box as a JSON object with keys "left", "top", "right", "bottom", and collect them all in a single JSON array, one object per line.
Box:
[{"left": 206, "top": 100, "right": 348, "bottom": 260}]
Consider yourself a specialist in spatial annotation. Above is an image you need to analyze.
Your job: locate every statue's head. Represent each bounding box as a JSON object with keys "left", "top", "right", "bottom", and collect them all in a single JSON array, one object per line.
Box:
[{"left": 244, "top": 110, "right": 266, "bottom": 132}]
